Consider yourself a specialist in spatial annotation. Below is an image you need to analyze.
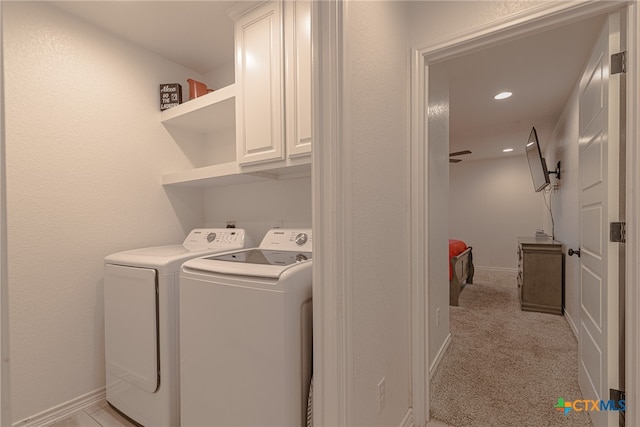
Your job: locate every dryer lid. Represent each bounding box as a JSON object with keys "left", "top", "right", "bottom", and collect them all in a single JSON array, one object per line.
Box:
[{"left": 104, "top": 228, "right": 248, "bottom": 273}]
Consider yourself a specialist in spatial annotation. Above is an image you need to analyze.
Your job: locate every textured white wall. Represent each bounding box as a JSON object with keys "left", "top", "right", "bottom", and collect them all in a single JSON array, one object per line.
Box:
[
  {"left": 449, "top": 156, "right": 544, "bottom": 270},
  {"left": 408, "top": 0, "right": 551, "bottom": 47},
  {"left": 344, "top": 1, "right": 411, "bottom": 425},
  {"left": 543, "top": 83, "right": 580, "bottom": 332},
  {"left": 203, "top": 62, "right": 235, "bottom": 92},
  {"left": 203, "top": 177, "right": 311, "bottom": 245},
  {"left": 427, "top": 64, "right": 451, "bottom": 368},
  {"left": 3, "top": 2, "right": 204, "bottom": 422},
  {"left": 0, "top": 2, "right": 10, "bottom": 424}
]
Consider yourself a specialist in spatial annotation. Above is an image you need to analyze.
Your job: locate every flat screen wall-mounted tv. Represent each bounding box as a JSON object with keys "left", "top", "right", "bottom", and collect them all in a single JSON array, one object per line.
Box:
[{"left": 526, "top": 127, "right": 550, "bottom": 192}]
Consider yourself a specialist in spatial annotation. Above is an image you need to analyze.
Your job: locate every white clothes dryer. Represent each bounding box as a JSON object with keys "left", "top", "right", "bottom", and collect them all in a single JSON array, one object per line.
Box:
[
  {"left": 104, "top": 228, "right": 249, "bottom": 427},
  {"left": 179, "top": 228, "right": 313, "bottom": 427}
]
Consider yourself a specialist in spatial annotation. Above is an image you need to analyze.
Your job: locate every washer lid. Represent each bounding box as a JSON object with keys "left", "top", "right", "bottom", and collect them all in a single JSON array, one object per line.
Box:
[{"left": 183, "top": 249, "right": 312, "bottom": 278}]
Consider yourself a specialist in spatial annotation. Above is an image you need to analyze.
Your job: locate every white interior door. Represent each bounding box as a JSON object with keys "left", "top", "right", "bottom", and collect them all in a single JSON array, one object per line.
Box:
[{"left": 578, "top": 12, "right": 622, "bottom": 426}]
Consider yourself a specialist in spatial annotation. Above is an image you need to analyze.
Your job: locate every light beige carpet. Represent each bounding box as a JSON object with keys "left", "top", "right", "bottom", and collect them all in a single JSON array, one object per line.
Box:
[{"left": 430, "top": 270, "right": 593, "bottom": 427}]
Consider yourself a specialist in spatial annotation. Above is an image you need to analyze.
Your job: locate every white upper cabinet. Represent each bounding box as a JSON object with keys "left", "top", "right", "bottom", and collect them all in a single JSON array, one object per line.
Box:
[
  {"left": 285, "top": 0, "right": 312, "bottom": 158},
  {"left": 233, "top": 0, "right": 312, "bottom": 167},
  {"left": 234, "top": 1, "right": 285, "bottom": 166},
  {"left": 161, "top": 0, "right": 312, "bottom": 187}
]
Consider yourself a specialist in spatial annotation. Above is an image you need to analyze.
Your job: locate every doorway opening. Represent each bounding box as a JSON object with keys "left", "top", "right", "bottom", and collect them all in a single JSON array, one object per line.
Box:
[{"left": 410, "top": 2, "right": 639, "bottom": 426}]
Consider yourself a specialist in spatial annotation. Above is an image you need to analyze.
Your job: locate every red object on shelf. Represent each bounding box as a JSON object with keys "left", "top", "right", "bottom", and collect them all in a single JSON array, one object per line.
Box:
[{"left": 187, "top": 78, "right": 214, "bottom": 100}]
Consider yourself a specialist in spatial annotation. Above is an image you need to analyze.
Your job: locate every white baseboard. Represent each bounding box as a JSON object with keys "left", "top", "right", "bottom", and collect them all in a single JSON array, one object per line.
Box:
[
  {"left": 13, "top": 387, "right": 105, "bottom": 427},
  {"left": 429, "top": 333, "right": 452, "bottom": 379},
  {"left": 399, "top": 407, "right": 413, "bottom": 427},
  {"left": 564, "top": 309, "right": 579, "bottom": 340}
]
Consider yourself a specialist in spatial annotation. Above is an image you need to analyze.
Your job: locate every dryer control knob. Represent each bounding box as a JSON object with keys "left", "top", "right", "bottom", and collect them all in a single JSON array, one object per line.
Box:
[
  {"left": 295, "top": 233, "right": 308, "bottom": 246},
  {"left": 207, "top": 232, "right": 217, "bottom": 243}
]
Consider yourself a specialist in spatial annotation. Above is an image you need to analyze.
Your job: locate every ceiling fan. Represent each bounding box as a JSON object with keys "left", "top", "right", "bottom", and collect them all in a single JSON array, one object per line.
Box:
[{"left": 449, "top": 150, "right": 472, "bottom": 163}]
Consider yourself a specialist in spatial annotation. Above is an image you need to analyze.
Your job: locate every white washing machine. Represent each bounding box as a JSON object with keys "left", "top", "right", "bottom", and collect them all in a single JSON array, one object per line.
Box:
[
  {"left": 104, "top": 228, "right": 249, "bottom": 426},
  {"left": 179, "top": 228, "right": 313, "bottom": 427}
]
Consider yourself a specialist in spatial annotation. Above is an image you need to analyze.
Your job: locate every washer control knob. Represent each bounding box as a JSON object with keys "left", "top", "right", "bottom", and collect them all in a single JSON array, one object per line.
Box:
[
  {"left": 295, "top": 233, "right": 308, "bottom": 246},
  {"left": 207, "top": 232, "right": 217, "bottom": 243}
]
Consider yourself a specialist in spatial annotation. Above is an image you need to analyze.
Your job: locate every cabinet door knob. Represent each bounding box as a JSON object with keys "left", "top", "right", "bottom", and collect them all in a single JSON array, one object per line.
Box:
[{"left": 568, "top": 248, "right": 581, "bottom": 257}]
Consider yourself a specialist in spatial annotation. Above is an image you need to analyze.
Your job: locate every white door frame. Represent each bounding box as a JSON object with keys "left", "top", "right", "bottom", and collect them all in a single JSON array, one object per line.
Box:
[
  {"left": 410, "top": 1, "right": 639, "bottom": 426},
  {"left": 0, "top": 0, "right": 11, "bottom": 424},
  {"left": 625, "top": 2, "right": 640, "bottom": 425},
  {"left": 311, "top": 0, "right": 350, "bottom": 425}
]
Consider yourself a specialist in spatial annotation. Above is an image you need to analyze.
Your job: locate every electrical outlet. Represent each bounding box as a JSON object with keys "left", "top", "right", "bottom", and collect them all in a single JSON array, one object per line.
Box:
[
  {"left": 377, "top": 377, "right": 386, "bottom": 413},
  {"left": 226, "top": 221, "right": 236, "bottom": 228},
  {"left": 436, "top": 308, "right": 441, "bottom": 326},
  {"left": 272, "top": 219, "right": 283, "bottom": 229}
]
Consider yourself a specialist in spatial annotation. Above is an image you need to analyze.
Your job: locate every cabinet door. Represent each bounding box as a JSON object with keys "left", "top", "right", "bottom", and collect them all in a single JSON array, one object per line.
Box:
[
  {"left": 285, "top": 0, "right": 312, "bottom": 158},
  {"left": 235, "top": 2, "right": 285, "bottom": 166}
]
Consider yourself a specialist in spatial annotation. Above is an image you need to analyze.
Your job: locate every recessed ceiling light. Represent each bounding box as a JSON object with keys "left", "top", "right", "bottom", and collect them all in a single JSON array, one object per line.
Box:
[
  {"left": 494, "top": 91, "right": 512, "bottom": 100},
  {"left": 503, "top": 148, "right": 514, "bottom": 153}
]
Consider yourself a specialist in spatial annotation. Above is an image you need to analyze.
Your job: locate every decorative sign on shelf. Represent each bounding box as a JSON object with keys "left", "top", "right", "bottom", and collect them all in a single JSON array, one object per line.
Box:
[{"left": 160, "top": 83, "right": 182, "bottom": 111}]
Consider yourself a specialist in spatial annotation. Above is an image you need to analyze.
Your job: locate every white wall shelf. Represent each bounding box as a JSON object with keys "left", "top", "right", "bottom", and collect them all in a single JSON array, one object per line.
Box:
[
  {"left": 161, "top": 83, "right": 235, "bottom": 133},
  {"left": 159, "top": 0, "right": 312, "bottom": 190},
  {"left": 162, "top": 161, "right": 272, "bottom": 187},
  {"left": 162, "top": 161, "right": 310, "bottom": 188}
]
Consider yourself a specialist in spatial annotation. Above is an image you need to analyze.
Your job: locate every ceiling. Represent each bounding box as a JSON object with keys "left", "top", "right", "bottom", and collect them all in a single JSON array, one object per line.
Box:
[
  {"left": 440, "top": 14, "right": 606, "bottom": 161},
  {"left": 51, "top": 1, "right": 605, "bottom": 162},
  {"left": 52, "top": 1, "right": 238, "bottom": 74}
]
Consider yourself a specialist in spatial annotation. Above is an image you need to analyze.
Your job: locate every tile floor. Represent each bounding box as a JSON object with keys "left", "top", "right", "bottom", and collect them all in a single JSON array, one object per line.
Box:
[
  {"left": 50, "top": 399, "right": 137, "bottom": 427},
  {"left": 50, "top": 399, "right": 452, "bottom": 427}
]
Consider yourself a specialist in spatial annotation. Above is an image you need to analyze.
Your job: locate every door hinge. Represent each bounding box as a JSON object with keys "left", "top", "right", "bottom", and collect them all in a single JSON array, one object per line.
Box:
[
  {"left": 611, "top": 52, "right": 626, "bottom": 74},
  {"left": 610, "top": 222, "right": 626, "bottom": 243}
]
